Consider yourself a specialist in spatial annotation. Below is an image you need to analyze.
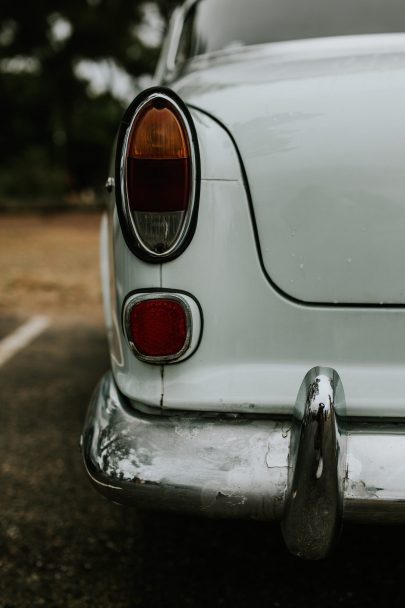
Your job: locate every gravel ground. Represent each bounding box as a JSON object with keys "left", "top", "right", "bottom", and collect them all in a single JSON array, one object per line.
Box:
[{"left": 0, "top": 212, "right": 103, "bottom": 321}]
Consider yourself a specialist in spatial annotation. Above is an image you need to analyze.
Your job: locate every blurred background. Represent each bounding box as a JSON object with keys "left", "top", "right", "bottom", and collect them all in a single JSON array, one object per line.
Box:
[
  {"left": 0, "top": 0, "right": 179, "bottom": 321},
  {"left": 0, "top": 0, "right": 178, "bottom": 212}
]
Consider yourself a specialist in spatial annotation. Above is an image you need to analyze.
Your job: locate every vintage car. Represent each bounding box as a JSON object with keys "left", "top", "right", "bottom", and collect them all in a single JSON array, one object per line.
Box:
[{"left": 82, "top": 0, "right": 405, "bottom": 559}]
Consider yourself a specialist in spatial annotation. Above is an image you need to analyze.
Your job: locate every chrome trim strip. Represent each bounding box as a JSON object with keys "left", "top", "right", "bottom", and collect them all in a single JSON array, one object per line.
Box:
[
  {"left": 164, "top": 0, "right": 200, "bottom": 77},
  {"left": 122, "top": 292, "right": 193, "bottom": 363},
  {"left": 120, "top": 92, "right": 197, "bottom": 260}
]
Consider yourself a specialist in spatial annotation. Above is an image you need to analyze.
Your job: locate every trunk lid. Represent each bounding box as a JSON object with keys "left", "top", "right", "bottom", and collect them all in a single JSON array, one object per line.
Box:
[{"left": 177, "top": 34, "right": 405, "bottom": 305}]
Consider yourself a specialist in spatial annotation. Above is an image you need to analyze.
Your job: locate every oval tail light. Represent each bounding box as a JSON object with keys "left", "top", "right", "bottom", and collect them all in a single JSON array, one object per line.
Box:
[{"left": 116, "top": 89, "right": 200, "bottom": 261}]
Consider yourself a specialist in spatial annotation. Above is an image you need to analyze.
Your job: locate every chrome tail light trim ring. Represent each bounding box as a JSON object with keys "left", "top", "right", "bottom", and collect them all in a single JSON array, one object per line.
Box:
[
  {"left": 122, "top": 290, "right": 202, "bottom": 364},
  {"left": 115, "top": 87, "right": 200, "bottom": 263}
]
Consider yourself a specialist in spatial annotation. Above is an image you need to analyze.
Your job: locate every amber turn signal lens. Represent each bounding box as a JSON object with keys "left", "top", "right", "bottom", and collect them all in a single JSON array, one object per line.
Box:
[{"left": 128, "top": 104, "right": 189, "bottom": 159}]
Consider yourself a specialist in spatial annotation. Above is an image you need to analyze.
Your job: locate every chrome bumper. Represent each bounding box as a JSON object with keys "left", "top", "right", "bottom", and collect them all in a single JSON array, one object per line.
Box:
[{"left": 82, "top": 368, "right": 405, "bottom": 559}]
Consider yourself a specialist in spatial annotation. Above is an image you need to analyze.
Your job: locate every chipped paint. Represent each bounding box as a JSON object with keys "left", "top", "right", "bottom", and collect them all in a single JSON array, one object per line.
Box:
[
  {"left": 84, "top": 372, "right": 290, "bottom": 521},
  {"left": 346, "top": 479, "right": 381, "bottom": 499}
]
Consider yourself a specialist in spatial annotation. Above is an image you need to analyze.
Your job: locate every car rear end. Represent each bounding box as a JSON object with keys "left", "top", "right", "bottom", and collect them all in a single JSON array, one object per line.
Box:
[{"left": 82, "top": 0, "right": 405, "bottom": 559}]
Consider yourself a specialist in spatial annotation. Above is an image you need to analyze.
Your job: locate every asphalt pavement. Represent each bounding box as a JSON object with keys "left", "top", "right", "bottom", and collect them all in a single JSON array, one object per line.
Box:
[{"left": 1, "top": 315, "right": 405, "bottom": 607}]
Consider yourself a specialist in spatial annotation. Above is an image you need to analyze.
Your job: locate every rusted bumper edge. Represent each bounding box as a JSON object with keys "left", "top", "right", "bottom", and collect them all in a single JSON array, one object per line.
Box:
[{"left": 82, "top": 369, "right": 405, "bottom": 560}]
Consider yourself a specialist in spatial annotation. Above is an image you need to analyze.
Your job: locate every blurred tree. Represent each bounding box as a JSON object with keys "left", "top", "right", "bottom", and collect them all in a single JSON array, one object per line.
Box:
[{"left": 0, "top": 0, "right": 179, "bottom": 204}]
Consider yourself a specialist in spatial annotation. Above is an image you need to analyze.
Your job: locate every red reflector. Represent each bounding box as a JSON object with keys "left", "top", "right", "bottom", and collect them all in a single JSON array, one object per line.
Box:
[{"left": 129, "top": 298, "right": 188, "bottom": 358}]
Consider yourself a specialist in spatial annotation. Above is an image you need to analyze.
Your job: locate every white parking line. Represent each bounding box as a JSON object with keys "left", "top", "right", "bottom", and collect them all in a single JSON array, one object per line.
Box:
[{"left": 0, "top": 315, "right": 51, "bottom": 368}]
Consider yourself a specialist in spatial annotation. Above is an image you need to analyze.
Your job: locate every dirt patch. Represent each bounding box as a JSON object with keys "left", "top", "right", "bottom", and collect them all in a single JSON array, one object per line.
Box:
[{"left": 0, "top": 212, "right": 104, "bottom": 323}]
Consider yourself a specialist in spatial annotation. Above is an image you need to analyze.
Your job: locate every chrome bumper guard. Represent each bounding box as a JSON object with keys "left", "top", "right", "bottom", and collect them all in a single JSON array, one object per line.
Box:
[{"left": 82, "top": 368, "right": 405, "bottom": 559}]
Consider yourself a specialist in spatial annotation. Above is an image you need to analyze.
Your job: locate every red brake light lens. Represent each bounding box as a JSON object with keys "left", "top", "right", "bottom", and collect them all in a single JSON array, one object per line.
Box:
[
  {"left": 124, "top": 94, "right": 194, "bottom": 256},
  {"left": 128, "top": 298, "right": 189, "bottom": 359}
]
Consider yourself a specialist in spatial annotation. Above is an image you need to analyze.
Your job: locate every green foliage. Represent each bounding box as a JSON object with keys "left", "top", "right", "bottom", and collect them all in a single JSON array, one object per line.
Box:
[{"left": 0, "top": 0, "right": 180, "bottom": 203}]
